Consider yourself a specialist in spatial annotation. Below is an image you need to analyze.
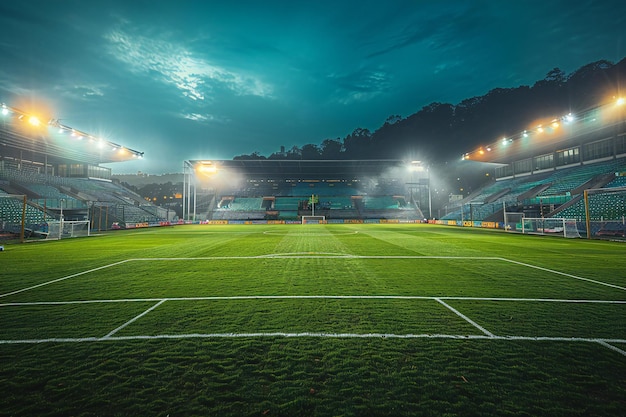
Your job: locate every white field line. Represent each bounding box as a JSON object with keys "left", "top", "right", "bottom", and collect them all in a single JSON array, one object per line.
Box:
[
  {"left": 6, "top": 255, "right": 622, "bottom": 300},
  {"left": 101, "top": 299, "right": 167, "bottom": 339},
  {"left": 0, "top": 256, "right": 502, "bottom": 299},
  {"left": 498, "top": 257, "right": 626, "bottom": 291},
  {"left": 0, "top": 260, "right": 132, "bottom": 299},
  {"left": 2, "top": 295, "right": 626, "bottom": 308},
  {"left": 596, "top": 340, "right": 626, "bottom": 357},
  {"left": 129, "top": 255, "right": 504, "bottom": 260},
  {"left": 435, "top": 298, "right": 495, "bottom": 337},
  {"left": 1, "top": 333, "right": 625, "bottom": 346}
]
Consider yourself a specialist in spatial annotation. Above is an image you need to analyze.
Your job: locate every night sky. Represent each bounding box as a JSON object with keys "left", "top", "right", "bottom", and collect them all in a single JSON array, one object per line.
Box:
[{"left": 1, "top": 1, "right": 625, "bottom": 174}]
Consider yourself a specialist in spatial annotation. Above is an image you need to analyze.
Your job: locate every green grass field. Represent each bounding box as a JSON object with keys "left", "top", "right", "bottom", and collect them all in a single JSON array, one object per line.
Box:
[{"left": 1, "top": 224, "right": 625, "bottom": 416}]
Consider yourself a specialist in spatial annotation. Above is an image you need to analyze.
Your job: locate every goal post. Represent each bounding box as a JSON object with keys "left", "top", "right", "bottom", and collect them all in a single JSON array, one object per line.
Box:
[
  {"left": 46, "top": 220, "right": 91, "bottom": 240},
  {"left": 301, "top": 215, "right": 326, "bottom": 224},
  {"left": 503, "top": 211, "right": 525, "bottom": 232},
  {"left": 518, "top": 217, "right": 581, "bottom": 238},
  {"left": 503, "top": 204, "right": 580, "bottom": 238}
]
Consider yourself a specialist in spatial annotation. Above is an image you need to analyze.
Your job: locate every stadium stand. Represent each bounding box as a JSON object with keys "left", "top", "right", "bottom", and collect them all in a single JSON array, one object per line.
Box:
[
  {"left": 441, "top": 158, "right": 626, "bottom": 224},
  {"left": 1, "top": 102, "right": 167, "bottom": 237},
  {"left": 185, "top": 160, "right": 426, "bottom": 222}
]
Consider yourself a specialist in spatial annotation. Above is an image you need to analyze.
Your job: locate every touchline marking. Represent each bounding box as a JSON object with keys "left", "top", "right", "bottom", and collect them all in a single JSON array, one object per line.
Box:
[
  {"left": 102, "top": 299, "right": 167, "bottom": 339},
  {"left": 435, "top": 298, "right": 495, "bottom": 337},
  {"left": 0, "top": 260, "right": 132, "bottom": 299},
  {"left": 2, "top": 295, "right": 625, "bottom": 308},
  {"left": 499, "top": 258, "right": 626, "bottom": 291}
]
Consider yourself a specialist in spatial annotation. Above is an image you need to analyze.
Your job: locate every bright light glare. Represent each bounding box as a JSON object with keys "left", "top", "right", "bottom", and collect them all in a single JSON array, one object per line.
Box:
[
  {"left": 617, "top": 97, "right": 625, "bottom": 106},
  {"left": 1, "top": 106, "right": 8, "bottom": 116},
  {"left": 408, "top": 161, "right": 425, "bottom": 172},
  {"left": 28, "top": 116, "right": 41, "bottom": 126},
  {"left": 564, "top": 113, "right": 574, "bottom": 123},
  {"left": 198, "top": 164, "right": 217, "bottom": 174}
]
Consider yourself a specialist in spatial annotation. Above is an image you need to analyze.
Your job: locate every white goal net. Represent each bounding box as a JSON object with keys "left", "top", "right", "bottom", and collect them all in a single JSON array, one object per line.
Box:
[
  {"left": 46, "top": 220, "right": 91, "bottom": 240},
  {"left": 518, "top": 217, "right": 580, "bottom": 238},
  {"left": 301, "top": 215, "right": 326, "bottom": 224}
]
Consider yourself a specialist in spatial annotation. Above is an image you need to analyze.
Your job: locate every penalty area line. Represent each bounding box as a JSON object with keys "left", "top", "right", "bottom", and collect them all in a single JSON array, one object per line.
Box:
[
  {"left": 3, "top": 295, "right": 625, "bottom": 308},
  {"left": 0, "top": 260, "right": 133, "bottom": 299},
  {"left": 499, "top": 258, "right": 626, "bottom": 292},
  {"left": 1, "top": 333, "right": 626, "bottom": 347}
]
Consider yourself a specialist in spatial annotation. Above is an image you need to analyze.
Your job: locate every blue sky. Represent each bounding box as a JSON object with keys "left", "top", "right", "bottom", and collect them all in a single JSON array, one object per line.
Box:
[{"left": 1, "top": 1, "right": 624, "bottom": 173}]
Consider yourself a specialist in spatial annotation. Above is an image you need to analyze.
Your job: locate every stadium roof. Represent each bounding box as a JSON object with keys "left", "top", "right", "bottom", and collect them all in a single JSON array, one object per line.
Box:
[
  {"left": 188, "top": 159, "right": 410, "bottom": 179},
  {"left": 461, "top": 98, "right": 626, "bottom": 164},
  {"left": 1, "top": 103, "right": 143, "bottom": 165}
]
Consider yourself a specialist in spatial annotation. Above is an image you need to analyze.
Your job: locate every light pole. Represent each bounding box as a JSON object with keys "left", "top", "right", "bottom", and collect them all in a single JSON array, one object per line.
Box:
[{"left": 59, "top": 198, "right": 65, "bottom": 239}]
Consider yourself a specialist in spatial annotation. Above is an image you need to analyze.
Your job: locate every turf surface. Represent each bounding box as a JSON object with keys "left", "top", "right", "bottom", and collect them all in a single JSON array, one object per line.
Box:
[{"left": 0, "top": 224, "right": 625, "bottom": 416}]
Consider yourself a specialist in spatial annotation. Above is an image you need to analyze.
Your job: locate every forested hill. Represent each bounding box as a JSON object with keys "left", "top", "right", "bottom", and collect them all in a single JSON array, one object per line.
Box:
[{"left": 235, "top": 57, "right": 626, "bottom": 163}]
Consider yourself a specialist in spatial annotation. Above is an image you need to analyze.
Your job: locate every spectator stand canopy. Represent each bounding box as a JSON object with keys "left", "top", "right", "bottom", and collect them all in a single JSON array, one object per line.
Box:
[{"left": 1, "top": 103, "right": 143, "bottom": 177}]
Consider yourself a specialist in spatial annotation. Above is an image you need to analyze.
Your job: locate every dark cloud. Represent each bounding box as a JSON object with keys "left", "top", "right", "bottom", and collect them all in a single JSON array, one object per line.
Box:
[{"left": 0, "top": 1, "right": 624, "bottom": 173}]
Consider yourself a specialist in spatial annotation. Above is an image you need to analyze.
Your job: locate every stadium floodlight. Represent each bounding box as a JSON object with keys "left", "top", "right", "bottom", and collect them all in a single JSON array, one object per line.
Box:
[
  {"left": 563, "top": 113, "right": 575, "bottom": 123},
  {"left": 408, "top": 160, "right": 425, "bottom": 172},
  {"left": 197, "top": 161, "right": 217, "bottom": 175},
  {"left": 46, "top": 117, "right": 145, "bottom": 159},
  {"left": 28, "top": 115, "right": 41, "bottom": 126}
]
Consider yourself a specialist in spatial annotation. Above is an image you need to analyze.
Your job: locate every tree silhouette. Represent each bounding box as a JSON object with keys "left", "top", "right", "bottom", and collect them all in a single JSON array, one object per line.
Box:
[{"left": 235, "top": 57, "right": 626, "bottom": 163}]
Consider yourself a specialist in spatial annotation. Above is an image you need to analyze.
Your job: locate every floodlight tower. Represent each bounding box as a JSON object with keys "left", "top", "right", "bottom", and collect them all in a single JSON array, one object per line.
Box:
[
  {"left": 182, "top": 160, "right": 218, "bottom": 221},
  {"left": 408, "top": 161, "right": 432, "bottom": 218},
  {"left": 182, "top": 160, "right": 196, "bottom": 221}
]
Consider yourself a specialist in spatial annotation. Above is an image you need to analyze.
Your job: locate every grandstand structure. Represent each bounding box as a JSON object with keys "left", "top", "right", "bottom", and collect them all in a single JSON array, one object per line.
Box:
[
  {"left": 183, "top": 159, "right": 427, "bottom": 223},
  {"left": 1, "top": 102, "right": 168, "bottom": 240},
  {"left": 443, "top": 98, "right": 626, "bottom": 238}
]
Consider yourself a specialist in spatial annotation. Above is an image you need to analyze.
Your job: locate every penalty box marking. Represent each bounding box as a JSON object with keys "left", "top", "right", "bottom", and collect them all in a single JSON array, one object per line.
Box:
[
  {"left": 1, "top": 255, "right": 624, "bottom": 300},
  {"left": 1, "top": 332, "right": 625, "bottom": 356},
  {"left": 1, "top": 295, "right": 624, "bottom": 356},
  {"left": 4, "top": 295, "right": 626, "bottom": 308}
]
